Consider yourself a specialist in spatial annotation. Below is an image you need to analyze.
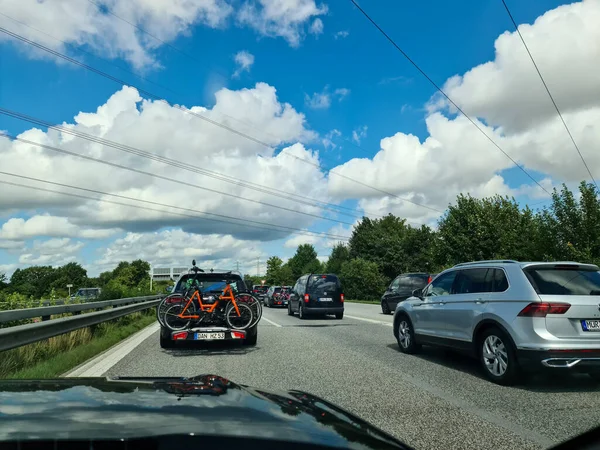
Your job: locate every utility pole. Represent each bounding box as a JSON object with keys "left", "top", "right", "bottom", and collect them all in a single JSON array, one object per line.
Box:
[
  {"left": 236, "top": 261, "right": 240, "bottom": 272},
  {"left": 150, "top": 266, "right": 153, "bottom": 291},
  {"left": 257, "top": 258, "right": 259, "bottom": 277}
]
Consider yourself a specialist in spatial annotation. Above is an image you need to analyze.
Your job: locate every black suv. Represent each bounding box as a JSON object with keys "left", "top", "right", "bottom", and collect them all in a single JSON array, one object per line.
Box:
[
  {"left": 380, "top": 273, "right": 435, "bottom": 314},
  {"left": 288, "top": 274, "right": 344, "bottom": 319},
  {"left": 159, "top": 270, "right": 257, "bottom": 347}
]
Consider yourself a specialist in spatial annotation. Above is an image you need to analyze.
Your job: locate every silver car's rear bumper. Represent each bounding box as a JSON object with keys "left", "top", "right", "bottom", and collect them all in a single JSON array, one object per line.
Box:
[{"left": 541, "top": 357, "right": 600, "bottom": 368}]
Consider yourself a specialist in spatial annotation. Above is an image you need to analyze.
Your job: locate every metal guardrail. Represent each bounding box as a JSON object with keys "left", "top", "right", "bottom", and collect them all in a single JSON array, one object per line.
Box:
[
  {"left": 0, "top": 295, "right": 162, "bottom": 352},
  {"left": 0, "top": 295, "right": 160, "bottom": 324}
]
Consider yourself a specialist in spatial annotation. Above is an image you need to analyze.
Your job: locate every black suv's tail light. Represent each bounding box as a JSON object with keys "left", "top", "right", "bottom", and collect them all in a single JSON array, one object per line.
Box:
[
  {"left": 340, "top": 293, "right": 345, "bottom": 303},
  {"left": 304, "top": 294, "right": 310, "bottom": 303}
]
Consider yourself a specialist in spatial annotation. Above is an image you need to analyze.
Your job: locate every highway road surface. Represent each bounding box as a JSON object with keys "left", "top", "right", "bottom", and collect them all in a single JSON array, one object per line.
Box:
[{"left": 69, "top": 302, "right": 600, "bottom": 450}]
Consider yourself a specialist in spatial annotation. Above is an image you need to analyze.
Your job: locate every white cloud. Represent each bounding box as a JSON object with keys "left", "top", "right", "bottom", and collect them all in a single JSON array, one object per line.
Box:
[
  {"left": 322, "top": 129, "right": 341, "bottom": 149},
  {"left": 334, "top": 30, "right": 349, "bottom": 39},
  {"left": 0, "top": 215, "right": 119, "bottom": 241},
  {"left": 0, "top": 0, "right": 233, "bottom": 69},
  {"left": 283, "top": 233, "right": 322, "bottom": 248},
  {"left": 327, "top": 0, "right": 600, "bottom": 221},
  {"left": 334, "top": 88, "right": 350, "bottom": 100},
  {"left": 237, "top": 0, "right": 328, "bottom": 47},
  {"left": 304, "top": 86, "right": 349, "bottom": 110},
  {"left": 430, "top": 0, "right": 600, "bottom": 134},
  {"left": 351, "top": 125, "right": 367, "bottom": 144},
  {"left": 19, "top": 238, "right": 84, "bottom": 266},
  {"left": 0, "top": 82, "right": 330, "bottom": 245},
  {"left": 309, "top": 18, "right": 324, "bottom": 35},
  {"left": 93, "top": 229, "right": 266, "bottom": 274},
  {"left": 304, "top": 91, "right": 331, "bottom": 109},
  {"left": 233, "top": 50, "right": 255, "bottom": 78}
]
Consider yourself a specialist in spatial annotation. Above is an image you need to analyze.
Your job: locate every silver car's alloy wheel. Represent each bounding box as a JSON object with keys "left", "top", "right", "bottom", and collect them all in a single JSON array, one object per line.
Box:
[
  {"left": 398, "top": 320, "right": 411, "bottom": 349},
  {"left": 482, "top": 335, "right": 508, "bottom": 376}
]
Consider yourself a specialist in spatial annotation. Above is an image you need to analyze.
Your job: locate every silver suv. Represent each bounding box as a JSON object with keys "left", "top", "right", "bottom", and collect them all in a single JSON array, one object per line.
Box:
[{"left": 393, "top": 260, "right": 600, "bottom": 384}]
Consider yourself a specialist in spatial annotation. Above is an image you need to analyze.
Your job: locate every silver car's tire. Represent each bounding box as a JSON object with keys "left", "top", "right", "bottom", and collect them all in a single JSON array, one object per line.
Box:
[
  {"left": 479, "top": 327, "right": 520, "bottom": 385},
  {"left": 395, "top": 315, "right": 420, "bottom": 354}
]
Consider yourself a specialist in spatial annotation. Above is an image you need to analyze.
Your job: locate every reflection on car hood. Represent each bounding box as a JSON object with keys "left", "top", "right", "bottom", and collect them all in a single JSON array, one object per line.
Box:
[{"left": 0, "top": 374, "right": 409, "bottom": 450}]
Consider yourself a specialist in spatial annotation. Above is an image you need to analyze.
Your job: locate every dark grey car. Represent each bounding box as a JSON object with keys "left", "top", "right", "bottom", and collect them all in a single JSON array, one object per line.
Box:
[{"left": 381, "top": 273, "right": 433, "bottom": 314}]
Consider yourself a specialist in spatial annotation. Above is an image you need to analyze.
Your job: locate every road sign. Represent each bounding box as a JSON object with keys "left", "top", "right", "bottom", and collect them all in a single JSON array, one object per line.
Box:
[{"left": 66, "top": 284, "right": 73, "bottom": 288}]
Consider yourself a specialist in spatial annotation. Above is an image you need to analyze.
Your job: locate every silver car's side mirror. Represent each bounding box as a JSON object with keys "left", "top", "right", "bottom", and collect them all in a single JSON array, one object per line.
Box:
[{"left": 412, "top": 288, "right": 423, "bottom": 299}]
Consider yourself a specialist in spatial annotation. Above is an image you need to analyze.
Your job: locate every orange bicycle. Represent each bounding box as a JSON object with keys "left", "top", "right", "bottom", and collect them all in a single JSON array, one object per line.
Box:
[{"left": 163, "top": 277, "right": 254, "bottom": 332}]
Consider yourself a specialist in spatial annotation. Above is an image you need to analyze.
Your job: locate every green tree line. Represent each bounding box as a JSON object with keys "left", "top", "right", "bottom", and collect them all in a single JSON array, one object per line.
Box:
[
  {"left": 0, "top": 259, "right": 164, "bottom": 304},
  {"left": 261, "top": 182, "right": 600, "bottom": 300}
]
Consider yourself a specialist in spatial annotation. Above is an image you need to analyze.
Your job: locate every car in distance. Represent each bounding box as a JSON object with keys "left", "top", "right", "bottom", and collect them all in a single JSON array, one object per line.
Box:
[
  {"left": 253, "top": 284, "right": 270, "bottom": 303},
  {"left": 265, "top": 285, "right": 291, "bottom": 307},
  {"left": 380, "top": 273, "right": 434, "bottom": 315},
  {"left": 160, "top": 270, "right": 258, "bottom": 348},
  {"left": 288, "top": 274, "right": 344, "bottom": 319},
  {"left": 393, "top": 260, "right": 600, "bottom": 385}
]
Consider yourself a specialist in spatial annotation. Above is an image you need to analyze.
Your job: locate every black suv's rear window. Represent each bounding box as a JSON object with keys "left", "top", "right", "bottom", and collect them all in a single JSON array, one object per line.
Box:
[
  {"left": 176, "top": 274, "right": 246, "bottom": 293},
  {"left": 524, "top": 268, "right": 600, "bottom": 295},
  {"left": 308, "top": 275, "right": 341, "bottom": 292}
]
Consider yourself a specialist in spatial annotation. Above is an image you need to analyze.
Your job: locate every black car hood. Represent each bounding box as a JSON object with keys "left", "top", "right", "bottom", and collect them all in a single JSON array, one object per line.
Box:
[{"left": 0, "top": 375, "right": 409, "bottom": 450}]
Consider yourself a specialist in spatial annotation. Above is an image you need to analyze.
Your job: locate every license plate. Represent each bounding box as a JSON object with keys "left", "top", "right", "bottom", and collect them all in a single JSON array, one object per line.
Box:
[
  {"left": 582, "top": 320, "right": 600, "bottom": 331},
  {"left": 319, "top": 297, "right": 333, "bottom": 302},
  {"left": 195, "top": 332, "right": 225, "bottom": 340}
]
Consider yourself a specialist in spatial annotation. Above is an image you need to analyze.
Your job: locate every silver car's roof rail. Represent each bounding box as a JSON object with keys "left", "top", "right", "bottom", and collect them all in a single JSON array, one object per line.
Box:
[{"left": 453, "top": 260, "right": 519, "bottom": 267}]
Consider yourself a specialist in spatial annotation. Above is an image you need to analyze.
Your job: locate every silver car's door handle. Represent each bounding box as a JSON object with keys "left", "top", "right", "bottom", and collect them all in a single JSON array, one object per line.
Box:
[
  {"left": 438, "top": 302, "right": 445, "bottom": 306},
  {"left": 475, "top": 299, "right": 488, "bottom": 304}
]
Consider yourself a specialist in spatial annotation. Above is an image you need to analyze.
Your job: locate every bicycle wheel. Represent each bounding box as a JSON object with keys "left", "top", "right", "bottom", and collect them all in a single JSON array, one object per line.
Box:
[
  {"left": 236, "top": 293, "right": 262, "bottom": 327},
  {"left": 225, "top": 302, "right": 253, "bottom": 330},
  {"left": 164, "top": 304, "right": 192, "bottom": 331},
  {"left": 156, "top": 297, "right": 168, "bottom": 326}
]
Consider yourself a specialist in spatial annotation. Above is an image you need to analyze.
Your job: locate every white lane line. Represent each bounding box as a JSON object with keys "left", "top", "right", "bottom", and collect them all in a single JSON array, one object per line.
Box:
[
  {"left": 345, "top": 314, "right": 393, "bottom": 327},
  {"left": 260, "top": 316, "right": 283, "bottom": 327},
  {"left": 64, "top": 322, "right": 160, "bottom": 377}
]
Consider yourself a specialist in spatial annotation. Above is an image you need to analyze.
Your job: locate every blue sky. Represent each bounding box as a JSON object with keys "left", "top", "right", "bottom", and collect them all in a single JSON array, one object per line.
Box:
[{"left": 0, "top": 0, "right": 596, "bottom": 276}]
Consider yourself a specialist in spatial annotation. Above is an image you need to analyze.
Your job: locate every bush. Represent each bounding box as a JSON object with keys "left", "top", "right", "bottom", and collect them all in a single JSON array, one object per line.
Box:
[{"left": 339, "top": 258, "right": 387, "bottom": 301}]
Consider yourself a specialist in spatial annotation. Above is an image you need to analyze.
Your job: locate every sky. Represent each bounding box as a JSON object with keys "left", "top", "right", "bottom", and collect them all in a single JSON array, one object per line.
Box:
[{"left": 1, "top": 0, "right": 599, "bottom": 278}]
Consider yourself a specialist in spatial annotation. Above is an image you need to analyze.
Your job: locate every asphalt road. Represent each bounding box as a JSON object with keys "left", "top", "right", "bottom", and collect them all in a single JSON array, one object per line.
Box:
[{"left": 104, "top": 302, "right": 600, "bottom": 450}]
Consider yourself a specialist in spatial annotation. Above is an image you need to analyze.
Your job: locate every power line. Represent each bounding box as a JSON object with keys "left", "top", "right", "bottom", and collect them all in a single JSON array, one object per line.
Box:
[
  {"left": 0, "top": 173, "right": 351, "bottom": 241},
  {"left": 0, "top": 108, "right": 378, "bottom": 221},
  {"left": 0, "top": 132, "right": 355, "bottom": 228},
  {"left": 85, "top": 0, "right": 376, "bottom": 158},
  {"left": 348, "top": 0, "right": 552, "bottom": 197},
  {"left": 499, "top": 0, "right": 598, "bottom": 191},
  {"left": 0, "top": 9, "right": 379, "bottom": 220},
  {"left": 0, "top": 25, "right": 441, "bottom": 215}
]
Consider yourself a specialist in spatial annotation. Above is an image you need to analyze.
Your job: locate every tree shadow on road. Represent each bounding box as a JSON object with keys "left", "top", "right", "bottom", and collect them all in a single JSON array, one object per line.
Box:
[
  {"left": 386, "top": 344, "right": 600, "bottom": 392},
  {"left": 162, "top": 340, "right": 259, "bottom": 356}
]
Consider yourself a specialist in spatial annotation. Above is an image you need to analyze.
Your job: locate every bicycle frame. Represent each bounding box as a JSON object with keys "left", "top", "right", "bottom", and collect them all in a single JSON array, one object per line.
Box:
[{"left": 177, "top": 283, "right": 241, "bottom": 319}]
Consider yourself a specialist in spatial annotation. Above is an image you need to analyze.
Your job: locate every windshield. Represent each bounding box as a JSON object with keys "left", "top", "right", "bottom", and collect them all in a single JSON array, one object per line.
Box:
[{"left": 1, "top": 1, "right": 599, "bottom": 449}]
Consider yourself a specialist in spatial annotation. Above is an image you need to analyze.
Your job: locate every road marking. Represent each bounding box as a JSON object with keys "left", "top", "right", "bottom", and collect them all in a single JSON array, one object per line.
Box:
[
  {"left": 345, "top": 314, "right": 393, "bottom": 327},
  {"left": 64, "top": 322, "right": 160, "bottom": 377},
  {"left": 261, "top": 316, "right": 283, "bottom": 327}
]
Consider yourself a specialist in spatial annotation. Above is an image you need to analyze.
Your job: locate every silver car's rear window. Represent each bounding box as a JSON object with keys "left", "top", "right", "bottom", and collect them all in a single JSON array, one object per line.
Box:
[{"left": 523, "top": 268, "right": 600, "bottom": 295}]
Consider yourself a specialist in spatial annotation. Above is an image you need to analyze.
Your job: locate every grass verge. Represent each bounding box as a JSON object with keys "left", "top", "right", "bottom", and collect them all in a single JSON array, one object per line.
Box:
[
  {"left": 346, "top": 299, "right": 379, "bottom": 305},
  {"left": 1, "top": 310, "right": 156, "bottom": 379}
]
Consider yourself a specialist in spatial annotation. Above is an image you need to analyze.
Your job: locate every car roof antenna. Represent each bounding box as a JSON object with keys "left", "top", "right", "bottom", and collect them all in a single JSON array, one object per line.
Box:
[{"left": 192, "top": 259, "right": 196, "bottom": 266}]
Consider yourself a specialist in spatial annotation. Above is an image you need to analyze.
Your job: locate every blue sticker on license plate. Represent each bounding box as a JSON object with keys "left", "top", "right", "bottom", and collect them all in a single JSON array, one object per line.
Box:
[{"left": 582, "top": 320, "right": 600, "bottom": 331}]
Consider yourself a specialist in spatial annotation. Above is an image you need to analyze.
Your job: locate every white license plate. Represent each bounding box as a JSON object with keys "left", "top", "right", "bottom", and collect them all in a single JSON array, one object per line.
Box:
[
  {"left": 319, "top": 297, "right": 333, "bottom": 302},
  {"left": 195, "top": 332, "right": 225, "bottom": 340},
  {"left": 582, "top": 320, "right": 600, "bottom": 331}
]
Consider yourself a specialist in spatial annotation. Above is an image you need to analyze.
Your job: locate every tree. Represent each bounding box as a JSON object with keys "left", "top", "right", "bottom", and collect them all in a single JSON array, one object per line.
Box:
[
  {"left": 348, "top": 215, "right": 419, "bottom": 282},
  {"left": 288, "top": 244, "right": 320, "bottom": 280},
  {"left": 339, "top": 258, "right": 386, "bottom": 301},
  {"left": 265, "top": 256, "right": 284, "bottom": 285},
  {"left": 325, "top": 243, "right": 349, "bottom": 274},
  {"left": 0, "top": 273, "right": 7, "bottom": 291},
  {"left": 9, "top": 266, "right": 56, "bottom": 298},
  {"left": 435, "top": 194, "right": 540, "bottom": 267},
  {"left": 536, "top": 182, "right": 600, "bottom": 264},
  {"left": 49, "top": 262, "right": 88, "bottom": 294}
]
